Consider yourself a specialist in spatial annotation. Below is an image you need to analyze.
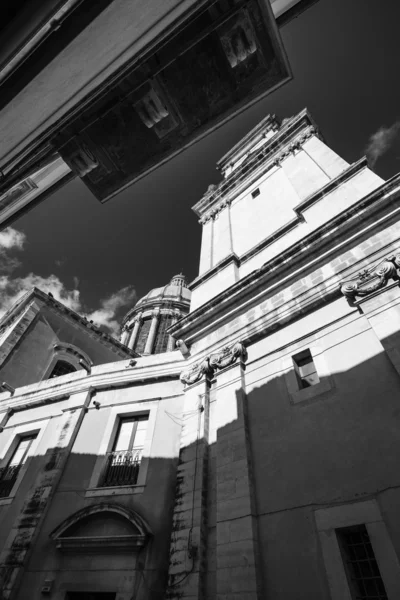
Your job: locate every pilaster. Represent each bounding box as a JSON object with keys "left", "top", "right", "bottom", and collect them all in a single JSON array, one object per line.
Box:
[
  {"left": 199, "top": 219, "right": 214, "bottom": 275},
  {"left": 213, "top": 204, "right": 233, "bottom": 266},
  {"left": 167, "top": 363, "right": 211, "bottom": 600},
  {"left": 167, "top": 312, "right": 180, "bottom": 352},
  {"left": 357, "top": 284, "right": 400, "bottom": 377},
  {"left": 0, "top": 390, "right": 92, "bottom": 600},
  {"left": 340, "top": 255, "right": 400, "bottom": 377},
  {"left": 213, "top": 356, "right": 262, "bottom": 600}
]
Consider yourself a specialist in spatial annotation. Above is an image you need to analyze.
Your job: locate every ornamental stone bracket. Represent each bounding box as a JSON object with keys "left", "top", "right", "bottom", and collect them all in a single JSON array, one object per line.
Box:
[
  {"left": 179, "top": 358, "right": 213, "bottom": 386},
  {"left": 209, "top": 341, "right": 248, "bottom": 370},
  {"left": 179, "top": 341, "right": 247, "bottom": 386},
  {"left": 340, "top": 254, "right": 400, "bottom": 302}
]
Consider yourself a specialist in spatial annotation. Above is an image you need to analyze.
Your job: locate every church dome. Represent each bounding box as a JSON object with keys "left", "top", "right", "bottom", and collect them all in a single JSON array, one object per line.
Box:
[{"left": 120, "top": 274, "right": 190, "bottom": 355}]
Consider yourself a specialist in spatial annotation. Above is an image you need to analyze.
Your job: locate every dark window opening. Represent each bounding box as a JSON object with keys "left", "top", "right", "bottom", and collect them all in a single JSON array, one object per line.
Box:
[
  {"left": 251, "top": 188, "right": 260, "bottom": 198},
  {"left": 99, "top": 415, "right": 148, "bottom": 488},
  {"left": 337, "top": 525, "right": 388, "bottom": 600},
  {"left": 292, "top": 348, "right": 319, "bottom": 389},
  {"left": 49, "top": 360, "right": 77, "bottom": 379},
  {"left": 154, "top": 315, "right": 173, "bottom": 354},
  {"left": 0, "top": 433, "right": 37, "bottom": 498},
  {"left": 134, "top": 318, "right": 152, "bottom": 354}
]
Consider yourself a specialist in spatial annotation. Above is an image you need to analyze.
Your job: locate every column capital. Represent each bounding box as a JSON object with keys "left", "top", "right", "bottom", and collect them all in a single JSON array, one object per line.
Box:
[
  {"left": 209, "top": 341, "right": 247, "bottom": 373},
  {"left": 180, "top": 358, "right": 213, "bottom": 387}
]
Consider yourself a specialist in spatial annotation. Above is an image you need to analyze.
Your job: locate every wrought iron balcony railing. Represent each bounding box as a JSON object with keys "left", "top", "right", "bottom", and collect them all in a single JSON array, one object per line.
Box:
[
  {"left": 0, "top": 464, "right": 21, "bottom": 498},
  {"left": 98, "top": 449, "right": 142, "bottom": 488}
]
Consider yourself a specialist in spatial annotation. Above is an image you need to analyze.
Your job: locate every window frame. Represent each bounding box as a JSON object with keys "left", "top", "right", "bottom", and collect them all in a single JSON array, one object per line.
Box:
[
  {"left": 0, "top": 419, "right": 49, "bottom": 505},
  {"left": 292, "top": 348, "right": 320, "bottom": 389},
  {"left": 282, "top": 341, "right": 334, "bottom": 404},
  {"left": 315, "top": 500, "right": 400, "bottom": 600},
  {"left": 336, "top": 524, "right": 388, "bottom": 599},
  {"left": 112, "top": 415, "right": 148, "bottom": 452},
  {"left": 48, "top": 359, "right": 77, "bottom": 379},
  {"left": 42, "top": 342, "right": 92, "bottom": 381},
  {"left": 86, "top": 400, "right": 158, "bottom": 498}
]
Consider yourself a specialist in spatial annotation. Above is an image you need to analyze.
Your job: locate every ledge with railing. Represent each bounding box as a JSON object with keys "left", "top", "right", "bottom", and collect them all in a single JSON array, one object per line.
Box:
[
  {"left": 98, "top": 449, "right": 142, "bottom": 488},
  {"left": 0, "top": 464, "right": 21, "bottom": 498}
]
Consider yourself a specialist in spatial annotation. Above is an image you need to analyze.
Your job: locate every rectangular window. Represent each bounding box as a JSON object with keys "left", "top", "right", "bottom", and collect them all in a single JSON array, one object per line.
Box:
[
  {"left": 292, "top": 348, "right": 319, "bottom": 389},
  {"left": 251, "top": 187, "right": 260, "bottom": 198},
  {"left": 0, "top": 433, "right": 37, "bottom": 498},
  {"left": 99, "top": 415, "right": 148, "bottom": 488},
  {"left": 337, "top": 525, "right": 388, "bottom": 600}
]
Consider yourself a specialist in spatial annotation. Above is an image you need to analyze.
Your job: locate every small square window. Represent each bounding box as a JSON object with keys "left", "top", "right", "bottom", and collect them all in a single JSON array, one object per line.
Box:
[
  {"left": 251, "top": 188, "right": 260, "bottom": 198},
  {"left": 292, "top": 349, "right": 319, "bottom": 389}
]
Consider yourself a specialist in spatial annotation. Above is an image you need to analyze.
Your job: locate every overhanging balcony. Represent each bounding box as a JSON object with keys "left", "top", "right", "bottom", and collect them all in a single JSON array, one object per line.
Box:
[
  {"left": 98, "top": 449, "right": 142, "bottom": 488},
  {"left": 0, "top": 0, "right": 300, "bottom": 207}
]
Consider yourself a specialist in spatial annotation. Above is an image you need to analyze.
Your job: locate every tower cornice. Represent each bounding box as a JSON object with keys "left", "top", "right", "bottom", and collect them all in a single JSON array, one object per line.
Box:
[{"left": 193, "top": 109, "right": 321, "bottom": 223}]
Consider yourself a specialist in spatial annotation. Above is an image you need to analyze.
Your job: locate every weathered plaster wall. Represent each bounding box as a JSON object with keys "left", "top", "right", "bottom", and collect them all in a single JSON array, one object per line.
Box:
[
  {"left": 243, "top": 298, "right": 400, "bottom": 598},
  {"left": 0, "top": 315, "right": 59, "bottom": 388},
  {"left": 4, "top": 379, "right": 184, "bottom": 600}
]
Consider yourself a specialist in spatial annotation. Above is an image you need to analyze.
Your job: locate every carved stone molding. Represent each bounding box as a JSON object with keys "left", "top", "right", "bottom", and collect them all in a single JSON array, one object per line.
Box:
[
  {"left": 67, "top": 142, "right": 99, "bottom": 177},
  {"left": 340, "top": 255, "right": 400, "bottom": 301},
  {"left": 209, "top": 341, "right": 248, "bottom": 371},
  {"left": 180, "top": 341, "right": 247, "bottom": 385},
  {"left": 180, "top": 358, "right": 213, "bottom": 386}
]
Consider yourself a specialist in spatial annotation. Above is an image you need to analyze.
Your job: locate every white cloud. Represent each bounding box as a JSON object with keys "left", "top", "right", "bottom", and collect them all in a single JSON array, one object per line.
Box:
[
  {"left": 365, "top": 121, "right": 400, "bottom": 166},
  {"left": 0, "top": 227, "right": 136, "bottom": 337},
  {"left": 0, "top": 273, "right": 81, "bottom": 317},
  {"left": 0, "top": 227, "right": 26, "bottom": 250},
  {"left": 85, "top": 287, "right": 136, "bottom": 335}
]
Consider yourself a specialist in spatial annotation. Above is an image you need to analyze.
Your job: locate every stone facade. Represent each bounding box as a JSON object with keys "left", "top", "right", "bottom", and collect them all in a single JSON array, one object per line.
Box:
[{"left": 2, "top": 110, "right": 400, "bottom": 600}]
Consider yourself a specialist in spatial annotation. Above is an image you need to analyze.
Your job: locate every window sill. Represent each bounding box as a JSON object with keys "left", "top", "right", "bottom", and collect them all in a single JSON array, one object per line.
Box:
[
  {"left": 0, "top": 497, "right": 13, "bottom": 506},
  {"left": 289, "top": 376, "right": 334, "bottom": 405},
  {"left": 85, "top": 485, "right": 145, "bottom": 498}
]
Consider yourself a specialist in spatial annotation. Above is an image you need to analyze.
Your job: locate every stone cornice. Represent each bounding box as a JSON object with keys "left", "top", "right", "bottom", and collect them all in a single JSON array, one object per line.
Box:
[
  {"left": 0, "top": 354, "right": 185, "bottom": 413},
  {"left": 293, "top": 156, "right": 369, "bottom": 215},
  {"left": 0, "top": 287, "right": 136, "bottom": 358},
  {"left": 190, "top": 254, "right": 240, "bottom": 291},
  {"left": 190, "top": 158, "right": 373, "bottom": 292},
  {"left": 121, "top": 299, "right": 189, "bottom": 329},
  {"left": 170, "top": 174, "right": 400, "bottom": 344},
  {"left": 193, "top": 109, "right": 321, "bottom": 223}
]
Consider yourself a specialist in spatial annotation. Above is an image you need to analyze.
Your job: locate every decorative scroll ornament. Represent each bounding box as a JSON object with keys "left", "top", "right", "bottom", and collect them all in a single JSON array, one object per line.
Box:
[
  {"left": 209, "top": 341, "right": 247, "bottom": 371},
  {"left": 340, "top": 255, "right": 400, "bottom": 301},
  {"left": 180, "top": 358, "right": 213, "bottom": 386}
]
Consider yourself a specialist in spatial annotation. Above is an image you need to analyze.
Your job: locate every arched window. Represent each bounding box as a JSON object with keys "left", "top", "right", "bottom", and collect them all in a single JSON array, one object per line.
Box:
[
  {"left": 49, "top": 360, "right": 77, "bottom": 379},
  {"left": 43, "top": 342, "right": 92, "bottom": 380}
]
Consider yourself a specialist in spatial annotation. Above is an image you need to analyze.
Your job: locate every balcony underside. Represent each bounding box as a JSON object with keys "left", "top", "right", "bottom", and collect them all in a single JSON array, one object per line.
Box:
[{"left": 0, "top": 0, "right": 295, "bottom": 206}]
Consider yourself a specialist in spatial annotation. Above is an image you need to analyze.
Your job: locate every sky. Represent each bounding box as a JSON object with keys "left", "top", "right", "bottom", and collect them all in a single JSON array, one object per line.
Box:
[{"left": 1, "top": 0, "right": 400, "bottom": 336}]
